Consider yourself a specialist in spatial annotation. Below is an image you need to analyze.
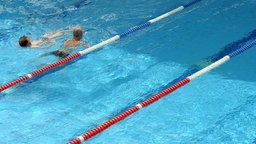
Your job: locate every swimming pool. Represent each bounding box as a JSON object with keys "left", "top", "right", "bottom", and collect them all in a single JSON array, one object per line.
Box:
[{"left": 0, "top": 0, "right": 256, "bottom": 143}]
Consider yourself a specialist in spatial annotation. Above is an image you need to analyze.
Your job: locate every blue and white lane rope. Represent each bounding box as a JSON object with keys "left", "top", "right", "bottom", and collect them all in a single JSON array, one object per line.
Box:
[
  {"left": 229, "top": 39, "right": 256, "bottom": 58},
  {"left": 79, "top": 0, "right": 202, "bottom": 55},
  {"left": 188, "top": 39, "right": 256, "bottom": 80}
]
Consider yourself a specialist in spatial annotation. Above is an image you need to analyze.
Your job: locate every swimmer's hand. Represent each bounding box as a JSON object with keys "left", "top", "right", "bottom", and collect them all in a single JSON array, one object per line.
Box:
[{"left": 80, "top": 42, "right": 90, "bottom": 48}]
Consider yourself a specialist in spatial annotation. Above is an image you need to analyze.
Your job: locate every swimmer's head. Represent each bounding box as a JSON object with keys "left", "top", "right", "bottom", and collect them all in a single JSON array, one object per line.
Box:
[
  {"left": 18, "top": 36, "right": 32, "bottom": 47},
  {"left": 73, "top": 27, "right": 83, "bottom": 40}
]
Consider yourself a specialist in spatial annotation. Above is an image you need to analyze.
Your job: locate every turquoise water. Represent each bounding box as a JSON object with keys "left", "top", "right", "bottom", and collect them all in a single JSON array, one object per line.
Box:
[{"left": 0, "top": 0, "right": 256, "bottom": 143}]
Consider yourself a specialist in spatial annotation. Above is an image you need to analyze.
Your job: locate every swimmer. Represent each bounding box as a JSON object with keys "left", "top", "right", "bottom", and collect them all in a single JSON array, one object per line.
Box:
[
  {"left": 18, "top": 28, "right": 72, "bottom": 48},
  {"left": 37, "top": 26, "right": 90, "bottom": 59}
]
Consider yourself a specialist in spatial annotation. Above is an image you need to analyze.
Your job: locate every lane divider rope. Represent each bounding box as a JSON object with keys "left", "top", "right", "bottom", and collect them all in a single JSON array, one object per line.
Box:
[
  {"left": 67, "top": 39, "right": 256, "bottom": 144},
  {"left": 0, "top": 0, "right": 202, "bottom": 93}
]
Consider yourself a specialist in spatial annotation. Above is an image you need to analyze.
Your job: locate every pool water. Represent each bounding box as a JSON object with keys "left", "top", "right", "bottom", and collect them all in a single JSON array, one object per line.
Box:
[{"left": 0, "top": 0, "right": 256, "bottom": 143}]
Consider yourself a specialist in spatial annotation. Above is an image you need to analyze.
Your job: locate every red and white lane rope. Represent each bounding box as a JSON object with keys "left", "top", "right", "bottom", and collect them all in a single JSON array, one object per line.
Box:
[
  {"left": 68, "top": 78, "right": 190, "bottom": 144},
  {"left": 0, "top": 0, "right": 202, "bottom": 93},
  {"left": 67, "top": 39, "right": 256, "bottom": 144},
  {"left": 0, "top": 53, "right": 81, "bottom": 92}
]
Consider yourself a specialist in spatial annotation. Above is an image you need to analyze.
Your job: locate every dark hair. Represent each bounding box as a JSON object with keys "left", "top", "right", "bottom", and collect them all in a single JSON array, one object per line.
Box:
[{"left": 19, "top": 36, "right": 29, "bottom": 47}]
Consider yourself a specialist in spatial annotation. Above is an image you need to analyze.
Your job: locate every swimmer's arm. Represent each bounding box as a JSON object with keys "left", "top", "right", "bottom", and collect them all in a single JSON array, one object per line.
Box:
[
  {"left": 43, "top": 29, "right": 73, "bottom": 39},
  {"left": 43, "top": 40, "right": 55, "bottom": 48},
  {"left": 53, "top": 29, "right": 73, "bottom": 35},
  {"left": 30, "top": 45, "right": 47, "bottom": 49},
  {"left": 80, "top": 41, "right": 90, "bottom": 48},
  {"left": 30, "top": 44, "right": 41, "bottom": 48}
]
